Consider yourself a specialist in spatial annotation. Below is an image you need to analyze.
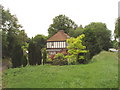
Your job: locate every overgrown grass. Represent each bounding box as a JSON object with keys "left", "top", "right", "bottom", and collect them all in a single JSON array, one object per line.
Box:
[{"left": 3, "top": 51, "right": 118, "bottom": 88}]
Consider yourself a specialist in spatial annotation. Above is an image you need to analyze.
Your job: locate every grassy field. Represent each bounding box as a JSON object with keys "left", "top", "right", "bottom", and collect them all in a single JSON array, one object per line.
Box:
[{"left": 3, "top": 51, "right": 118, "bottom": 88}]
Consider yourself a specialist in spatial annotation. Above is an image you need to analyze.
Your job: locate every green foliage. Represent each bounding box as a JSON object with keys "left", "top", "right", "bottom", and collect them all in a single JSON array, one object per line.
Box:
[
  {"left": 66, "top": 34, "right": 88, "bottom": 64},
  {"left": 46, "top": 56, "right": 53, "bottom": 64},
  {"left": 3, "top": 51, "right": 118, "bottom": 88},
  {"left": 36, "top": 45, "right": 42, "bottom": 65},
  {"left": 17, "top": 30, "right": 29, "bottom": 45},
  {"left": 83, "top": 22, "right": 112, "bottom": 59},
  {"left": 22, "top": 55, "right": 27, "bottom": 67},
  {"left": 33, "top": 34, "right": 47, "bottom": 65},
  {"left": 114, "top": 17, "right": 120, "bottom": 39},
  {"left": 69, "top": 25, "right": 84, "bottom": 37},
  {"left": 33, "top": 34, "right": 47, "bottom": 48},
  {"left": 21, "top": 42, "right": 29, "bottom": 57},
  {"left": 48, "top": 14, "right": 77, "bottom": 37},
  {"left": 28, "top": 39, "right": 35, "bottom": 65},
  {"left": 12, "top": 44, "right": 23, "bottom": 68},
  {"left": 112, "top": 40, "right": 118, "bottom": 49},
  {"left": 53, "top": 53, "right": 68, "bottom": 65},
  {"left": 42, "top": 48, "right": 47, "bottom": 65},
  {"left": 1, "top": 5, "right": 29, "bottom": 68},
  {"left": 28, "top": 34, "right": 47, "bottom": 66},
  {"left": 54, "top": 53, "right": 65, "bottom": 60},
  {"left": 82, "top": 28, "right": 100, "bottom": 59}
]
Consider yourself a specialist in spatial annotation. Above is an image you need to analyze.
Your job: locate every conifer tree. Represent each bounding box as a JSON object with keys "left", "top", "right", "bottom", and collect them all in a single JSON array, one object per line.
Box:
[
  {"left": 43, "top": 48, "right": 47, "bottom": 65},
  {"left": 28, "top": 39, "right": 34, "bottom": 65},
  {"left": 12, "top": 44, "right": 23, "bottom": 68}
]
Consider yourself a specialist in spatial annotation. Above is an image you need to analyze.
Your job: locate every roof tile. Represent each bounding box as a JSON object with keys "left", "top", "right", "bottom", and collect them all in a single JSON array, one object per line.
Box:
[{"left": 47, "top": 30, "right": 70, "bottom": 41}]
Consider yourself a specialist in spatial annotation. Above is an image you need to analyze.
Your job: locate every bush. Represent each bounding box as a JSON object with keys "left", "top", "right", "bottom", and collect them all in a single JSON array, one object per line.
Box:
[
  {"left": 49, "top": 55, "right": 55, "bottom": 60},
  {"left": 52, "top": 53, "right": 68, "bottom": 65},
  {"left": 46, "top": 57, "right": 53, "bottom": 64}
]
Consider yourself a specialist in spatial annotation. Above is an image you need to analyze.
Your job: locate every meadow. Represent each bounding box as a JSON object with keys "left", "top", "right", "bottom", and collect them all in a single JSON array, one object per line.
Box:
[{"left": 3, "top": 51, "right": 118, "bottom": 88}]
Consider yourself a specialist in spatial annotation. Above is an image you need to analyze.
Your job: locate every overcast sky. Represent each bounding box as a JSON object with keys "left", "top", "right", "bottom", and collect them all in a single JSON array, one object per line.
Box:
[{"left": 1, "top": 0, "right": 119, "bottom": 38}]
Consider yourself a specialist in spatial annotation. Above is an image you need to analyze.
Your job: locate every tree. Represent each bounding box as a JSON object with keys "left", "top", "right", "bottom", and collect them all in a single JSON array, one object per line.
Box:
[
  {"left": 66, "top": 34, "right": 88, "bottom": 64},
  {"left": 48, "top": 14, "right": 78, "bottom": 37},
  {"left": 42, "top": 48, "right": 47, "bottom": 65},
  {"left": 69, "top": 25, "right": 84, "bottom": 37},
  {"left": 12, "top": 44, "right": 23, "bottom": 68},
  {"left": 33, "top": 34, "right": 47, "bottom": 48},
  {"left": 1, "top": 5, "right": 29, "bottom": 68},
  {"left": 35, "top": 44, "right": 42, "bottom": 65},
  {"left": 112, "top": 40, "right": 118, "bottom": 49},
  {"left": 114, "top": 17, "right": 120, "bottom": 40},
  {"left": 28, "top": 35, "right": 47, "bottom": 65},
  {"left": 83, "top": 22, "right": 112, "bottom": 59},
  {"left": 22, "top": 55, "right": 27, "bottom": 67},
  {"left": 17, "top": 30, "right": 29, "bottom": 45},
  {"left": 34, "top": 34, "right": 47, "bottom": 65},
  {"left": 1, "top": 5, "right": 28, "bottom": 59},
  {"left": 83, "top": 28, "right": 100, "bottom": 59},
  {"left": 28, "top": 39, "right": 35, "bottom": 65}
]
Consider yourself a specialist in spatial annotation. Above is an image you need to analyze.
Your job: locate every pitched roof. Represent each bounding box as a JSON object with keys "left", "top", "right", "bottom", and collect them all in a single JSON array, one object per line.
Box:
[{"left": 47, "top": 30, "right": 70, "bottom": 41}]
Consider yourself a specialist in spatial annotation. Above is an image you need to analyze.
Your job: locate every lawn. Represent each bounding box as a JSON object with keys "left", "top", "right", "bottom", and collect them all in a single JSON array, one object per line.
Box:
[{"left": 3, "top": 51, "right": 118, "bottom": 88}]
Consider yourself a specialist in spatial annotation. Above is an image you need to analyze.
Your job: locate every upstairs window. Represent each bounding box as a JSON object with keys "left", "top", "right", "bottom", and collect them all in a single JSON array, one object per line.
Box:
[{"left": 51, "top": 42, "right": 54, "bottom": 46}]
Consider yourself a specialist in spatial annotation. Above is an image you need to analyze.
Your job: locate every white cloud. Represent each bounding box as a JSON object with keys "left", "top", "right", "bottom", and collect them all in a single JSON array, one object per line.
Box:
[{"left": 1, "top": 0, "right": 119, "bottom": 38}]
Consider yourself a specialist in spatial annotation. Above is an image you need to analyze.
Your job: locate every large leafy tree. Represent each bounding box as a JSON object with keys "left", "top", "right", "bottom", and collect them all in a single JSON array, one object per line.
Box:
[
  {"left": 83, "top": 28, "right": 101, "bottom": 59},
  {"left": 1, "top": 5, "right": 28, "bottom": 67},
  {"left": 83, "top": 22, "right": 112, "bottom": 59},
  {"left": 33, "top": 34, "right": 47, "bottom": 48},
  {"left": 69, "top": 25, "right": 84, "bottom": 37},
  {"left": 48, "top": 14, "right": 78, "bottom": 37},
  {"left": 66, "top": 34, "right": 87, "bottom": 64},
  {"left": 1, "top": 5, "right": 27, "bottom": 57}
]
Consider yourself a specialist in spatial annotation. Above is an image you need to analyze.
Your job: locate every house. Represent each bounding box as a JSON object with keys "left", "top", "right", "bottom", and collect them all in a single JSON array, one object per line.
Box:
[{"left": 46, "top": 30, "right": 70, "bottom": 57}]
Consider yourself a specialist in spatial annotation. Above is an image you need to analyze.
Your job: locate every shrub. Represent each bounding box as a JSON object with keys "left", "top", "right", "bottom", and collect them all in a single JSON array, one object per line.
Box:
[
  {"left": 65, "top": 55, "right": 76, "bottom": 65},
  {"left": 52, "top": 53, "right": 68, "bottom": 65},
  {"left": 46, "top": 57, "right": 53, "bottom": 64},
  {"left": 54, "top": 53, "right": 64, "bottom": 60},
  {"left": 49, "top": 55, "right": 55, "bottom": 60}
]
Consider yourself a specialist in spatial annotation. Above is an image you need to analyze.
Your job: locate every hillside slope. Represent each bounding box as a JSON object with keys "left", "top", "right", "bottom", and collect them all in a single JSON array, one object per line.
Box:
[{"left": 3, "top": 51, "right": 118, "bottom": 88}]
